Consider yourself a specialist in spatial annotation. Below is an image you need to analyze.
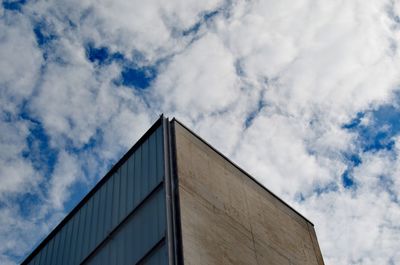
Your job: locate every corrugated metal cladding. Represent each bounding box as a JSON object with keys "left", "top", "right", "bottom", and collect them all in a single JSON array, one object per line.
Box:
[{"left": 24, "top": 122, "right": 168, "bottom": 265}]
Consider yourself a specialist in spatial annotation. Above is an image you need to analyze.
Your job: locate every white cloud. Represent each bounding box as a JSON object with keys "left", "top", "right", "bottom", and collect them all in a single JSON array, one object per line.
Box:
[
  {"left": 233, "top": 112, "right": 344, "bottom": 197},
  {"left": 1, "top": 0, "right": 400, "bottom": 264},
  {"left": 297, "top": 190, "right": 400, "bottom": 265},
  {"left": 153, "top": 32, "right": 239, "bottom": 120},
  {"left": 220, "top": 0, "right": 398, "bottom": 120},
  {"left": 29, "top": 60, "right": 120, "bottom": 148},
  {"left": 0, "top": 11, "right": 42, "bottom": 115},
  {"left": 47, "top": 151, "right": 81, "bottom": 209},
  {"left": 25, "top": 0, "right": 225, "bottom": 61}
]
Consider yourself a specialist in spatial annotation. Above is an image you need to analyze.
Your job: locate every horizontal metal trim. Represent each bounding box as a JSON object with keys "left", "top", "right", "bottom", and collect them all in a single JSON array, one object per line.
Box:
[
  {"left": 135, "top": 236, "right": 166, "bottom": 265},
  {"left": 80, "top": 181, "right": 165, "bottom": 265}
]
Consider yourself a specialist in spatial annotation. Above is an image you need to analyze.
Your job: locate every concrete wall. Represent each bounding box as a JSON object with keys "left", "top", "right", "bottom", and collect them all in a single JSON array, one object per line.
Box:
[{"left": 174, "top": 121, "right": 324, "bottom": 265}]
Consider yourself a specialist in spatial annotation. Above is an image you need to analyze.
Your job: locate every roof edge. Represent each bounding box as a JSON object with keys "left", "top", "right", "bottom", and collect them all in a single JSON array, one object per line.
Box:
[{"left": 171, "top": 117, "right": 314, "bottom": 227}]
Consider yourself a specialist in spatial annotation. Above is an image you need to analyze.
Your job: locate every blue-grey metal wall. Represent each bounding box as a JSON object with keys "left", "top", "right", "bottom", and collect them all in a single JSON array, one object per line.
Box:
[
  {"left": 22, "top": 119, "right": 168, "bottom": 265},
  {"left": 84, "top": 187, "right": 167, "bottom": 265}
]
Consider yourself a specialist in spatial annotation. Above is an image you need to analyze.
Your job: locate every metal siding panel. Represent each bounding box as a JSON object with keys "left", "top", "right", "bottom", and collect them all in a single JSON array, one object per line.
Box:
[
  {"left": 51, "top": 228, "right": 62, "bottom": 265},
  {"left": 31, "top": 254, "right": 38, "bottom": 265},
  {"left": 88, "top": 188, "right": 99, "bottom": 252},
  {"left": 95, "top": 243, "right": 105, "bottom": 265},
  {"left": 71, "top": 209, "right": 81, "bottom": 264},
  {"left": 142, "top": 243, "right": 168, "bottom": 265},
  {"left": 142, "top": 137, "right": 150, "bottom": 193},
  {"left": 35, "top": 254, "right": 41, "bottom": 265},
  {"left": 87, "top": 242, "right": 101, "bottom": 265},
  {"left": 156, "top": 126, "right": 164, "bottom": 183},
  {"left": 68, "top": 208, "right": 78, "bottom": 264},
  {"left": 140, "top": 197, "right": 148, "bottom": 255},
  {"left": 24, "top": 122, "right": 166, "bottom": 265},
  {"left": 117, "top": 227, "right": 124, "bottom": 264},
  {"left": 158, "top": 182, "right": 166, "bottom": 237},
  {"left": 76, "top": 203, "right": 87, "bottom": 263},
  {"left": 83, "top": 197, "right": 93, "bottom": 259},
  {"left": 27, "top": 255, "right": 33, "bottom": 265},
  {"left": 149, "top": 131, "right": 157, "bottom": 191},
  {"left": 127, "top": 153, "right": 135, "bottom": 214},
  {"left": 92, "top": 182, "right": 105, "bottom": 245},
  {"left": 145, "top": 201, "right": 152, "bottom": 251},
  {"left": 86, "top": 248, "right": 99, "bottom": 265},
  {"left": 64, "top": 217, "right": 74, "bottom": 265},
  {"left": 111, "top": 169, "right": 120, "bottom": 229},
  {"left": 103, "top": 244, "right": 110, "bottom": 265},
  {"left": 39, "top": 247, "right": 46, "bottom": 265},
  {"left": 152, "top": 187, "right": 160, "bottom": 245},
  {"left": 96, "top": 183, "right": 106, "bottom": 244},
  {"left": 35, "top": 246, "right": 43, "bottom": 265},
  {"left": 100, "top": 245, "right": 108, "bottom": 265},
  {"left": 104, "top": 176, "right": 113, "bottom": 236},
  {"left": 120, "top": 161, "right": 128, "bottom": 225},
  {"left": 66, "top": 216, "right": 76, "bottom": 265},
  {"left": 110, "top": 236, "right": 117, "bottom": 265},
  {"left": 76, "top": 203, "right": 86, "bottom": 262},
  {"left": 59, "top": 221, "right": 68, "bottom": 265},
  {"left": 131, "top": 198, "right": 139, "bottom": 262},
  {"left": 124, "top": 213, "right": 133, "bottom": 264},
  {"left": 40, "top": 241, "right": 48, "bottom": 265},
  {"left": 55, "top": 224, "right": 65, "bottom": 265},
  {"left": 134, "top": 145, "right": 142, "bottom": 206},
  {"left": 84, "top": 187, "right": 167, "bottom": 265},
  {"left": 40, "top": 246, "right": 47, "bottom": 265},
  {"left": 118, "top": 228, "right": 126, "bottom": 265},
  {"left": 49, "top": 236, "right": 57, "bottom": 265},
  {"left": 117, "top": 168, "right": 123, "bottom": 223},
  {"left": 50, "top": 236, "right": 58, "bottom": 265},
  {"left": 43, "top": 236, "right": 53, "bottom": 265},
  {"left": 59, "top": 220, "right": 68, "bottom": 265},
  {"left": 69, "top": 216, "right": 79, "bottom": 264},
  {"left": 119, "top": 220, "right": 127, "bottom": 265}
]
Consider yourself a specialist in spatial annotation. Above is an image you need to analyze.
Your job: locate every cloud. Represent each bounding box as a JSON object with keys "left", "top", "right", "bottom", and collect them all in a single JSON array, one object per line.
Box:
[
  {"left": 1, "top": 0, "right": 400, "bottom": 264},
  {"left": 0, "top": 119, "right": 37, "bottom": 198},
  {"left": 0, "top": 11, "right": 42, "bottom": 114},
  {"left": 153, "top": 32, "right": 239, "bottom": 120}
]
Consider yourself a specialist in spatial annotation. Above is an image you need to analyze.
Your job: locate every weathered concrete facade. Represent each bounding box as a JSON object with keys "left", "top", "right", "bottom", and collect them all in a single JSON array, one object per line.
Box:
[{"left": 174, "top": 120, "right": 324, "bottom": 265}]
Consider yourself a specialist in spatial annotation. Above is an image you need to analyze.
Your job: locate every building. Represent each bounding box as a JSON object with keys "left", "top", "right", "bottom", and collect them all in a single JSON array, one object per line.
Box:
[{"left": 21, "top": 116, "right": 325, "bottom": 265}]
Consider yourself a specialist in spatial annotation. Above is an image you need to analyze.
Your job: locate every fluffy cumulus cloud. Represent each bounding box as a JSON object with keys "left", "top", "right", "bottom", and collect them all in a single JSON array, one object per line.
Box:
[{"left": 0, "top": 0, "right": 400, "bottom": 264}]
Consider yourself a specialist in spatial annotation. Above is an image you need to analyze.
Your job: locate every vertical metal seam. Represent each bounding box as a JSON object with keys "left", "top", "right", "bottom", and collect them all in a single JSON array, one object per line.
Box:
[
  {"left": 170, "top": 119, "right": 184, "bottom": 265},
  {"left": 163, "top": 116, "right": 175, "bottom": 265},
  {"left": 164, "top": 117, "right": 184, "bottom": 265}
]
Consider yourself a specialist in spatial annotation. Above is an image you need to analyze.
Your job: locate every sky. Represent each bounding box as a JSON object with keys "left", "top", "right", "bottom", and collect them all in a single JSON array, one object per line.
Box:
[{"left": 0, "top": 0, "right": 400, "bottom": 264}]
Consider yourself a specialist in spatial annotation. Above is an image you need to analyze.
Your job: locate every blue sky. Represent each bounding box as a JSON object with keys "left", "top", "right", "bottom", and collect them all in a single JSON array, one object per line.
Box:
[{"left": 1, "top": 0, "right": 400, "bottom": 264}]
